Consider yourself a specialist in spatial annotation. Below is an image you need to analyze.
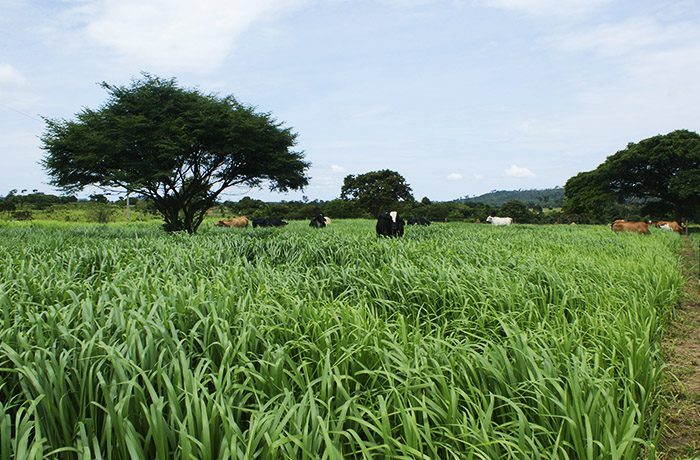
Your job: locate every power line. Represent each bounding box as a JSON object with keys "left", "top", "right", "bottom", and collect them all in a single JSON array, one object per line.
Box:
[{"left": 0, "top": 102, "right": 43, "bottom": 123}]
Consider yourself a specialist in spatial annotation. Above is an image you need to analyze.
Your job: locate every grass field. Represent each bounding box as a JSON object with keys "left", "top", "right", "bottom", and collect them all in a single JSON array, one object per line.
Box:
[{"left": 0, "top": 220, "right": 685, "bottom": 459}]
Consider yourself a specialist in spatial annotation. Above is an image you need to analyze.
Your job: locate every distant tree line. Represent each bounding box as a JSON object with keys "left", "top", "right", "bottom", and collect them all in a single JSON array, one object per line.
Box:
[
  {"left": 459, "top": 188, "right": 565, "bottom": 208},
  {"left": 0, "top": 191, "right": 571, "bottom": 225},
  {"left": 219, "top": 197, "right": 568, "bottom": 224},
  {"left": 0, "top": 191, "right": 159, "bottom": 223},
  {"left": 0, "top": 190, "right": 78, "bottom": 211}
]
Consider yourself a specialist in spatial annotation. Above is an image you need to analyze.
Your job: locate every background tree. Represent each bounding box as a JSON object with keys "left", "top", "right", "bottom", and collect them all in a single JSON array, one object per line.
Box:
[
  {"left": 499, "top": 200, "right": 536, "bottom": 223},
  {"left": 563, "top": 130, "right": 700, "bottom": 223},
  {"left": 563, "top": 170, "right": 619, "bottom": 223},
  {"left": 42, "top": 75, "right": 309, "bottom": 233},
  {"left": 89, "top": 193, "right": 109, "bottom": 203},
  {"left": 340, "top": 169, "right": 414, "bottom": 216}
]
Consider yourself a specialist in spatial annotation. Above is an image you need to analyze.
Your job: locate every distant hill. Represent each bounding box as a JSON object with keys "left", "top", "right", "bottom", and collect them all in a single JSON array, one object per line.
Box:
[{"left": 457, "top": 187, "right": 564, "bottom": 208}]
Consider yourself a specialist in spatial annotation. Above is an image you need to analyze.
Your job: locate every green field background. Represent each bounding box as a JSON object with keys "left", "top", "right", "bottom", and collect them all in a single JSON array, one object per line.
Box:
[{"left": 0, "top": 220, "right": 685, "bottom": 459}]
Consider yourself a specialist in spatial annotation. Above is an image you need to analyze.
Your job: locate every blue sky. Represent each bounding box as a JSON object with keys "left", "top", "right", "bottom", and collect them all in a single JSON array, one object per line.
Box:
[{"left": 1, "top": 0, "right": 698, "bottom": 201}]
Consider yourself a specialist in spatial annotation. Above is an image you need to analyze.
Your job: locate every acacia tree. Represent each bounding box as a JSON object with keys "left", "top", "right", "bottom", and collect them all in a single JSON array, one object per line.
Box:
[
  {"left": 42, "top": 75, "right": 309, "bottom": 233},
  {"left": 564, "top": 130, "right": 700, "bottom": 223},
  {"left": 340, "top": 169, "right": 414, "bottom": 216}
]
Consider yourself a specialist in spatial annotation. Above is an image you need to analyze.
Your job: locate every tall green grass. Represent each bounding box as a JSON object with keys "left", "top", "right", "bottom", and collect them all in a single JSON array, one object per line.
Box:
[{"left": 0, "top": 221, "right": 683, "bottom": 458}]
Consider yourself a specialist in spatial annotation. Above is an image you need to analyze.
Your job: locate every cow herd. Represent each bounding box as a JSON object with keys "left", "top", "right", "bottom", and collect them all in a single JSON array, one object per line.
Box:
[
  {"left": 215, "top": 214, "right": 687, "bottom": 237},
  {"left": 611, "top": 219, "right": 686, "bottom": 235},
  {"left": 215, "top": 216, "right": 289, "bottom": 228}
]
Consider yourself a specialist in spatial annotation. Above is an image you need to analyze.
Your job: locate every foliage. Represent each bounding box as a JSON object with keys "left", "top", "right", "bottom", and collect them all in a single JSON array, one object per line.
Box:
[
  {"left": 85, "top": 203, "right": 116, "bottom": 223},
  {"left": 0, "top": 200, "right": 158, "bottom": 223},
  {"left": 10, "top": 210, "right": 32, "bottom": 220},
  {"left": 498, "top": 200, "right": 537, "bottom": 223},
  {"left": 564, "top": 130, "right": 700, "bottom": 223},
  {"left": 217, "top": 197, "right": 496, "bottom": 222},
  {"left": 89, "top": 193, "right": 109, "bottom": 203},
  {"left": 340, "top": 169, "right": 414, "bottom": 216},
  {"left": 0, "top": 220, "right": 683, "bottom": 458},
  {"left": 460, "top": 187, "right": 564, "bottom": 207},
  {"left": 41, "top": 74, "right": 309, "bottom": 234},
  {"left": 0, "top": 191, "right": 77, "bottom": 211},
  {"left": 563, "top": 170, "right": 620, "bottom": 223}
]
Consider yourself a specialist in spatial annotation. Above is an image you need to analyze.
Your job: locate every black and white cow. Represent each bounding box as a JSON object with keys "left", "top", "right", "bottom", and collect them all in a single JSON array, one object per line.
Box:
[
  {"left": 309, "top": 214, "right": 327, "bottom": 228},
  {"left": 252, "top": 218, "right": 288, "bottom": 228},
  {"left": 407, "top": 216, "right": 431, "bottom": 226},
  {"left": 376, "top": 211, "right": 405, "bottom": 237}
]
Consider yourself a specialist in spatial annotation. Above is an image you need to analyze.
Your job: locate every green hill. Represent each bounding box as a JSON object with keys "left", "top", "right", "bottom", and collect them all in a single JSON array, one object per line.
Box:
[{"left": 457, "top": 187, "right": 564, "bottom": 207}]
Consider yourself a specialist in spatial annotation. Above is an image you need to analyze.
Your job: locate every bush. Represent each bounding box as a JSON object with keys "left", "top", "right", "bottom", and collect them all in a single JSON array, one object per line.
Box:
[{"left": 10, "top": 210, "right": 32, "bottom": 221}]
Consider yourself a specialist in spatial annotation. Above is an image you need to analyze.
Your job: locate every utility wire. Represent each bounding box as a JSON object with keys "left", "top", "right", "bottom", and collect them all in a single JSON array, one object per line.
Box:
[{"left": 0, "top": 102, "right": 43, "bottom": 123}]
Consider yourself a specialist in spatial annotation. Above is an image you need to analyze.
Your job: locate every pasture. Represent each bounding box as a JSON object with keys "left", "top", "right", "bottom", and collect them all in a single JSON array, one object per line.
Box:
[{"left": 0, "top": 220, "right": 685, "bottom": 459}]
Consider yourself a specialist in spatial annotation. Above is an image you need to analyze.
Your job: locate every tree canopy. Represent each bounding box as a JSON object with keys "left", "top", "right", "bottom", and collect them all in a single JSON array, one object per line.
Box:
[
  {"left": 563, "top": 130, "right": 700, "bottom": 223},
  {"left": 340, "top": 169, "right": 414, "bottom": 216},
  {"left": 42, "top": 74, "right": 309, "bottom": 233}
]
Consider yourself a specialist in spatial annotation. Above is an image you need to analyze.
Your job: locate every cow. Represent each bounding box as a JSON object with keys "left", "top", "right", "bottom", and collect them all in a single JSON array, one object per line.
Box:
[
  {"left": 407, "top": 216, "right": 431, "bottom": 226},
  {"left": 215, "top": 216, "right": 249, "bottom": 228},
  {"left": 611, "top": 220, "right": 649, "bottom": 234},
  {"left": 376, "top": 211, "right": 405, "bottom": 237},
  {"left": 252, "top": 218, "right": 288, "bottom": 228},
  {"left": 653, "top": 220, "right": 683, "bottom": 234},
  {"left": 486, "top": 216, "right": 513, "bottom": 226},
  {"left": 309, "top": 214, "right": 327, "bottom": 228}
]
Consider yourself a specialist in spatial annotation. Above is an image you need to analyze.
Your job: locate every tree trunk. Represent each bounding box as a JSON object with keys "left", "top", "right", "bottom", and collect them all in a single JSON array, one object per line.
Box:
[
  {"left": 674, "top": 205, "right": 683, "bottom": 224},
  {"left": 162, "top": 206, "right": 185, "bottom": 232},
  {"left": 155, "top": 191, "right": 215, "bottom": 234}
]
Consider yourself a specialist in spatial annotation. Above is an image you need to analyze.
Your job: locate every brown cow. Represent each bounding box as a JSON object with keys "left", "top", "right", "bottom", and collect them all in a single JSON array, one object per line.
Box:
[
  {"left": 215, "top": 216, "right": 249, "bottom": 228},
  {"left": 611, "top": 220, "right": 649, "bottom": 234},
  {"left": 653, "top": 220, "right": 683, "bottom": 234}
]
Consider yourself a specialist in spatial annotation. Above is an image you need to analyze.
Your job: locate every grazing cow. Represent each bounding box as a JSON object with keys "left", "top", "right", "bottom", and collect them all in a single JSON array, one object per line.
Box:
[
  {"left": 407, "top": 216, "right": 431, "bottom": 226},
  {"left": 376, "top": 211, "right": 405, "bottom": 237},
  {"left": 611, "top": 220, "right": 649, "bottom": 234},
  {"left": 653, "top": 220, "right": 683, "bottom": 234},
  {"left": 309, "top": 214, "right": 327, "bottom": 228},
  {"left": 215, "top": 216, "right": 249, "bottom": 228},
  {"left": 486, "top": 216, "right": 513, "bottom": 226},
  {"left": 252, "top": 218, "right": 288, "bottom": 228}
]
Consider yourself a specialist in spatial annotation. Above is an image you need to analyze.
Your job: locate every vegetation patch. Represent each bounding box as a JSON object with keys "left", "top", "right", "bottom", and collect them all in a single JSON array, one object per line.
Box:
[
  {"left": 660, "top": 236, "right": 700, "bottom": 458},
  {"left": 0, "top": 221, "right": 685, "bottom": 458}
]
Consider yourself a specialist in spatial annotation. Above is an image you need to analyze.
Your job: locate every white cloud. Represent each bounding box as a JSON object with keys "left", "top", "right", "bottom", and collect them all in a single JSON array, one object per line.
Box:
[
  {"left": 554, "top": 17, "right": 699, "bottom": 58},
  {"left": 541, "top": 15, "right": 700, "bottom": 147},
  {"left": 0, "top": 64, "right": 29, "bottom": 92},
  {"left": 473, "top": 173, "right": 484, "bottom": 180},
  {"left": 0, "top": 64, "right": 32, "bottom": 106},
  {"left": 330, "top": 164, "right": 346, "bottom": 173},
  {"left": 505, "top": 164, "right": 535, "bottom": 178},
  {"left": 475, "top": 0, "right": 610, "bottom": 15},
  {"left": 74, "top": 0, "right": 309, "bottom": 73},
  {"left": 446, "top": 173, "right": 463, "bottom": 181}
]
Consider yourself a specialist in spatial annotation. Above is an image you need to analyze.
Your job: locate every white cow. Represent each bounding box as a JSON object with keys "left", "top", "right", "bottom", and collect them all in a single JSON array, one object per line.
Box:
[{"left": 486, "top": 216, "right": 513, "bottom": 226}]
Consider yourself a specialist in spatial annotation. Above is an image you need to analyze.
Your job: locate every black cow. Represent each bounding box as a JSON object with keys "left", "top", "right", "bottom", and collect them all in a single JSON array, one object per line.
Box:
[
  {"left": 309, "top": 214, "right": 327, "bottom": 228},
  {"left": 376, "top": 211, "right": 405, "bottom": 237},
  {"left": 407, "top": 216, "right": 431, "bottom": 226},
  {"left": 252, "top": 218, "right": 288, "bottom": 228}
]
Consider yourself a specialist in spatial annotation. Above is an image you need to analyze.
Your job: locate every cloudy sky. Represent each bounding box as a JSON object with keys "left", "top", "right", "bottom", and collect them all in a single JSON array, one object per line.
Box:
[{"left": 1, "top": 0, "right": 698, "bottom": 201}]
